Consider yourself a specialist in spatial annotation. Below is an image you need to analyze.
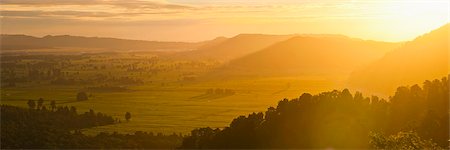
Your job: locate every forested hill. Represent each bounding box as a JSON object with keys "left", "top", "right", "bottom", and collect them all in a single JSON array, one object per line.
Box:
[
  {"left": 348, "top": 24, "right": 449, "bottom": 95},
  {"left": 0, "top": 34, "right": 205, "bottom": 51},
  {"left": 207, "top": 35, "right": 398, "bottom": 79},
  {"left": 181, "top": 76, "right": 449, "bottom": 149}
]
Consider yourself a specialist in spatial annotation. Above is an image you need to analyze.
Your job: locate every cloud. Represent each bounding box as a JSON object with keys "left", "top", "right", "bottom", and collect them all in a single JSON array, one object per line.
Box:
[
  {"left": 0, "top": 0, "right": 100, "bottom": 5},
  {"left": 0, "top": 0, "right": 195, "bottom": 21},
  {"left": 0, "top": 0, "right": 193, "bottom": 10},
  {"left": 1, "top": 10, "right": 119, "bottom": 18},
  {"left": 0, "top": 10, "right": 185, "bottom": 19}
]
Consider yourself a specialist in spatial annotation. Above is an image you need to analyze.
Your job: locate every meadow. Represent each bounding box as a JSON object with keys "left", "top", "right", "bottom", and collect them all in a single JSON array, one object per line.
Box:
[{"left": 1, "top": 50, "right": 341, "bottom": 134}]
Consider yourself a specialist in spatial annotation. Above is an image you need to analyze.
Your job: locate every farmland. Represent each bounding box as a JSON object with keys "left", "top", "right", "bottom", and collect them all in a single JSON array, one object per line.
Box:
[{"left": 1, "top": 50, "right": 341, "bottom": 134}]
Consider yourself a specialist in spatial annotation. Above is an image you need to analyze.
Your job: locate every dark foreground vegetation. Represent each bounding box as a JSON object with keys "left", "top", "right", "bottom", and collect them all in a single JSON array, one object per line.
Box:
[
  {"left": 181, "top": 77, "right": 449, "bottom": 149},
  {"left": 1, "top": 77, "right": 448, "bottom": 149},
  {"left": 0, "top": 104, "right": 182, "bottom": 149}
]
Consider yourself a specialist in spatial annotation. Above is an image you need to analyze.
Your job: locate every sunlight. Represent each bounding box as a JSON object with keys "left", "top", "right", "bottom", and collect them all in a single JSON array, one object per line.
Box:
[
  {"left": 346, "top": 0, "right": 450, "bottom": 41},
  {"left": 0, "top": 0, "right": 449, "bottom": 149},
  {"left": 377, "top": 0, "right": 448, "bottom": 27}
]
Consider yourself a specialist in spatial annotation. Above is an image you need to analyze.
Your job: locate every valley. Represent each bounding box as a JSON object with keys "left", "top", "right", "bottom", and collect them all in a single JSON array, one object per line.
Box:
[{"left": 0, "top": 50, "right": 339, "bottom": 134}]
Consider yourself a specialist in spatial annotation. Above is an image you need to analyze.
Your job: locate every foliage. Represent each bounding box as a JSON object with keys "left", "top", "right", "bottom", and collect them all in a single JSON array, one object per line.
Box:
[
  {"left": 370, "top": 131, "right": 441, "bottom": 149},
  {"left": 1, "top": 104, "right": 115, "bottom": 148},
  {"left": 180, "top": 77, "right": 449, "bottom": 149},
  {"left": 125, "top": 112, "right": 132, "bottom": 121},
  {"left": 0, "top": 104, "right": 182, "bottom": 149}
]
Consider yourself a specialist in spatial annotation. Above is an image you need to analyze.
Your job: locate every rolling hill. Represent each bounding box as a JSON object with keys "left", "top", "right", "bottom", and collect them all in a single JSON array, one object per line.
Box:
[
  {"left": 347, "top": 24, "right": 449, "bottom": 95},
  {"left": 207, "top": 35, "right": 399, "bottom": 79},
  {"left": 0, "top": 34, "right": 206, "bottom": 51},
  {"left": 174, "top": 34, "right": 295, "bottom": 61}
]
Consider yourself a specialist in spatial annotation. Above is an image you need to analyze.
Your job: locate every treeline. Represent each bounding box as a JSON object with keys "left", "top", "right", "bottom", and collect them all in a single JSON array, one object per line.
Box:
[
  {"left": 1, "top": 104, "right": 182, "bottom": 149},
  {"left": 1, "top": 53, "right": 218, "bottom": 88},
  {"left": 181, "top": 77, "right": 449, "bottom": 149},
  {"left": 4, "top": 104, "right": 115, "bottom": 130},
  {"left": 1, "top": 104, "right": 115, "bottom": 148}
]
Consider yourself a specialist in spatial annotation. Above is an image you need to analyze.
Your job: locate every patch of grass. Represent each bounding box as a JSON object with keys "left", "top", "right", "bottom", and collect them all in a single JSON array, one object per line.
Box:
[{"left": 2, "top": 77, "right": 339, "bottom": 134}]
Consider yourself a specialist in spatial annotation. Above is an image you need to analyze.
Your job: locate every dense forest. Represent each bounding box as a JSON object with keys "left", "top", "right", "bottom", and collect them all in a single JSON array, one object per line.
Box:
[
  {"left": 1, "top": 103, "right": 183, "bottom": 149},
  {"left": 181, "top": 76, "right": 449, "bottom": 149}
]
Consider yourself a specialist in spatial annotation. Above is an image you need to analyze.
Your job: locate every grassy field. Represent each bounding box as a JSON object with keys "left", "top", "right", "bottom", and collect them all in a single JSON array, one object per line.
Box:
[
  {"left": 1, "top": 77, "right": 341, "bottom": 134},
  {"left": 1, "top": 50, "right": 346, "bottom": 134}
]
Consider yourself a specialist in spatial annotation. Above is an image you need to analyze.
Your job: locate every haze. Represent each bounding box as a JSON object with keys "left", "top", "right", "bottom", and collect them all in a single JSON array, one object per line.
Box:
[
  {"left": 1, "top": 0, "right": 449, "bottom": 42},
  {"left": 1, "top": 0, "right": 449, "bottom": 149}
]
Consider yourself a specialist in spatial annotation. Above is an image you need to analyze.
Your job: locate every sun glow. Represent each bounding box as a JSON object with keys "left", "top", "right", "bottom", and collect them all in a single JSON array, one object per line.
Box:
[
  {"left": 0, "top": 0, "right": 448, "bottom": 42},
  {"left": 365, "top": 0, "right": 449, "bottom": 41},
  {"left": 379, "top": 1, "right": 448, "bottom": 21}
]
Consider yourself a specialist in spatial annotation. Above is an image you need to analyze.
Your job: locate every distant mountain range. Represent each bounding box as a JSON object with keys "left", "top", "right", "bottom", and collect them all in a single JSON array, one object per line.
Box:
[
  {"left": 206, "top": 35, "right": 399, "bottom": 79},
  {"left": 3, "top": 24, "right": 447, "bottom": 95},
  {"left": 0, "top": 34, "right": 208, "bottom": 51},
  {"left": 348, "top": 24, "right": 449, "bottom": 95}
]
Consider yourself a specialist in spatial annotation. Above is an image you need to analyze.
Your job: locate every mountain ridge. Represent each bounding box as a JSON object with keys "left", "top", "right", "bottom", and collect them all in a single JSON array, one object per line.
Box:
[
  {"left": 205, "top": 35, "right": 400, "bottom": 79},
  {"left": 347, "top": 23, "right": 449, "bottom": 95},
  {"left": 0, "top": 34, "right": 208, "bottom": 51},
  {"left": 173, "top": 34, "right": 296, "bottom": 61}
]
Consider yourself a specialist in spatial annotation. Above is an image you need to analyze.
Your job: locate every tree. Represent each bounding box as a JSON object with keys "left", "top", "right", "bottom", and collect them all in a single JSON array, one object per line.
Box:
[
  {"left": 125, "top": 112, "right": 131, "bottom": 122},
  {"left": 27, "top": 100, "right": 36, "bottom": 109},
  {"left": 41, "top": 106, "right": 48, "bottom": 111},
  {"left": 50, "top": 100, "right": 56, "bottom": 111},
  {"left": 180, "top": 77, "right": 449, "bottom": 149},
  {"left": 37, "top": 98, "right": 44, "bottom": 109},
  {"left": 370, "top": 131, "right": 440, "bottom": 149},
  {"left": 77, "top": 92, "right": 88, "bottom": 101},
  {"left": 70, "top": 106, "right": 77, "bottom": 114}
]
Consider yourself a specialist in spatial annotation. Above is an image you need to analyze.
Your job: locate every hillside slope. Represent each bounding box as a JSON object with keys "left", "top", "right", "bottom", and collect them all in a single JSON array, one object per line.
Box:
[
  {"left": 347, "top": 24, "right": 449, "bottom": 95},
  {"left": 208, "top": 36, "right": 399, "bottom": 79},
  {"left": 175, "top": 34, "right": 295, "bottom": 61}
]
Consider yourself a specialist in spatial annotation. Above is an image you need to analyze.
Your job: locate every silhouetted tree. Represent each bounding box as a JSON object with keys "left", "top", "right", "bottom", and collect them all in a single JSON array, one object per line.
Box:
[
  {"left": 37, "top": 98, "right": 44, "bottom": 109},
  {"left": 180, "top": 77, "right": 449, "bottom": 149},
  {"left": 50, "top": 100, "right": 56, "bottom": 111},
  {"left": 2, "top": 104, "right": 182, "bottom": 149},
  {"left": 370, "top": 131, "right": 440, "bottom": 149},
  {"left": 41, "top": 106, "right": 47, "bottom": 111},
  {"left": 27, "top": 100, "right": 36, "bottom": 109},
  {"left": 125, "top": 112, "right": 131, "bottom": 122}
]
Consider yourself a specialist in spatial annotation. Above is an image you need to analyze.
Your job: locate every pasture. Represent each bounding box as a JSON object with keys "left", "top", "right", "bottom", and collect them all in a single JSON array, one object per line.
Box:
[
  {"left": 1, "top": 50, "right": 342, "bottom": 134},
  {"left": 1, "top": 77, "right": 339, "bottom": 134}
]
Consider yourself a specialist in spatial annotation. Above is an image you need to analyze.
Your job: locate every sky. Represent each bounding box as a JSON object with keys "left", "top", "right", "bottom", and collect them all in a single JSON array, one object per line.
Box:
[{"left": 1, "top": 0, "right": 449, "bottom": 42}]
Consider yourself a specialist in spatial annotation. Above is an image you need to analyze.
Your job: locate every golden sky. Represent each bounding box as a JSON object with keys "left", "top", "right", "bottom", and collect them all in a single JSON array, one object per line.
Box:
[{"left": 1, "top": 0, "right": 449, "bottom": 42}]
